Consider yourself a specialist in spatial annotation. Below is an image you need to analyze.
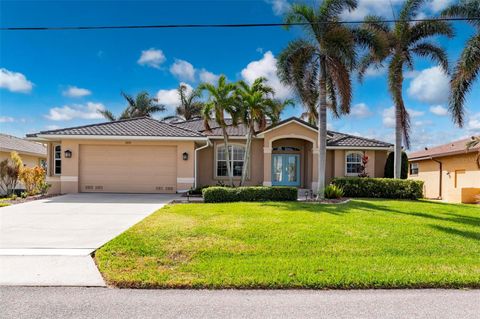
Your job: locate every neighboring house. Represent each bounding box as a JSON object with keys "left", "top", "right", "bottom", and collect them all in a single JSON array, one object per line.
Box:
[
  {"left": 26, "top": 116, "right": 392, "bottom": 194},
  {"left": 0, "top": 133, "right": 47, "bottom": 168},
  {"left": 408, "top": 137, "right": 480, "bottom": 203}
]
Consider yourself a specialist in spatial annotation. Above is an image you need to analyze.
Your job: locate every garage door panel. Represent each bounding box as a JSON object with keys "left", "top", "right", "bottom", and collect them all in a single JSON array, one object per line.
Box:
[{"left": 79, "top": 145, "right": 177, "bottom": 193}]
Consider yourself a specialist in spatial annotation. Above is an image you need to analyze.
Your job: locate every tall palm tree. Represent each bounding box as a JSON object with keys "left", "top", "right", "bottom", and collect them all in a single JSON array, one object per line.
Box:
[
  {"left": 442, "top": 0, "right": 480, "bottom": 126},
  {"left": 175, "top": 84, "right": 204, "bottom": 120},
  {"left": 99, "top": 91, "right": 165, "bottom": 121},
  {"left": 198, "top": 75, "right": 238, "bottom": 186},
  {"left": 235, "top": 77, "right": 293, "bottom": 185},
  {"left": 359, "top": 0, "right": 453, "bottom": 179},
  {"left": 277, "top": 0, "right": 369, "bottom": 198}
]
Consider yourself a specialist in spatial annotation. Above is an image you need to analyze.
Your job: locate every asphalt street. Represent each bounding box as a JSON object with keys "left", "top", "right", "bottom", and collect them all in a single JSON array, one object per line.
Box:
[{"left": 1, "top": 287, "right": 479, "bottom": 319}]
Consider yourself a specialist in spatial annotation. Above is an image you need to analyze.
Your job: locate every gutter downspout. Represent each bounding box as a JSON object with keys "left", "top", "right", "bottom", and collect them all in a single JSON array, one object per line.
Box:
[
  {"left": 430, "top": 157, "right": 443, "bottom": 199},
  {"left": 194, "top": 139, "right": 212, "bottom": 189}
]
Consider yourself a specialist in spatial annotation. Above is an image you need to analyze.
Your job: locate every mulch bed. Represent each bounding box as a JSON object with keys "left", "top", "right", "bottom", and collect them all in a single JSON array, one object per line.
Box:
[{"left": 0, "top": 193, "right": 62, "bottom": 206}]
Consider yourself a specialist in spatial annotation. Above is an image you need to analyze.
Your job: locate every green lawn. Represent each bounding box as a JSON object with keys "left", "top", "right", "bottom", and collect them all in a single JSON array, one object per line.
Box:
[{"left": 95, "top": 199, "right": 480, "bottom": 289}]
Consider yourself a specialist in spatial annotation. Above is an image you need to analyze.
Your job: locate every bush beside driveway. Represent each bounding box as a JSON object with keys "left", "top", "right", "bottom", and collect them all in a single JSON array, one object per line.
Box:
[{"left": 95, "top": 199, "right": 480, "bottom": 289}]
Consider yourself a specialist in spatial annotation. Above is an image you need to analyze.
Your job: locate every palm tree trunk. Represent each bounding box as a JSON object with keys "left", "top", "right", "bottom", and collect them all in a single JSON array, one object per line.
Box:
[
  {"left": 317, "top": 59, "right": 327, "bottom": 199},
  {"left": 394, "top": 105, "right": 403, "bottom": 179},
  {"left": 241, "top": 127, "right": 252, "bottom": 186},
  {"left": 222, "top": 127, "right": 234, "bottom": 186}
]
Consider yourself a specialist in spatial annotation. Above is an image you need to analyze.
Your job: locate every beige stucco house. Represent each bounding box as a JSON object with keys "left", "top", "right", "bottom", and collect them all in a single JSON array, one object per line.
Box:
[
  {"left": 0, "top": 133, "right": 47, "bottom": 168},
  {"left": 27, "top": 117, "right": 392, "bottom": 194},
  {"left": 408, "top": 137, "right": 480, "bottom": 203}
]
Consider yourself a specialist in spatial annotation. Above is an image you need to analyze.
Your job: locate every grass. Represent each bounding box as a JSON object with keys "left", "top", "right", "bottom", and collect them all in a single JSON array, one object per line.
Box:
[{"left": 95, "top": 199, "right": 480, "bottom": 289}]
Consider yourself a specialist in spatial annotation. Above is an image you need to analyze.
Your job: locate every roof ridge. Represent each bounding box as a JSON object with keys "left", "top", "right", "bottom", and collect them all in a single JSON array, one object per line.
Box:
[
  {"left": 151, "top": 118, "right": 205, "bottom": 137},
  {"left": 33, "top": 116, "right": 151, "bottom": 135}
]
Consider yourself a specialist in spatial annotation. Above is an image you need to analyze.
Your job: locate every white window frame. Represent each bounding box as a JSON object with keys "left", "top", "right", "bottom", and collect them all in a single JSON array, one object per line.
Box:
[
  {"left": 53, "top": 144, "right": 62, "bottom": 175},
  {"left": 410, "top": 163, "right": 419, "bottom": 175},
  {"left": 215, "top": 143, "right": 246, "bottom": 179},
  {"left": 345, "top": 151, "right": 363, "bottom": 176}
]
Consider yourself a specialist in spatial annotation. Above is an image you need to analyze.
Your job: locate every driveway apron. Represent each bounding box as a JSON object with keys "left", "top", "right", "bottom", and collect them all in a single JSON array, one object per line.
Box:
[{"left": 0, "top": 193, "right": 178, "bottom": 286}]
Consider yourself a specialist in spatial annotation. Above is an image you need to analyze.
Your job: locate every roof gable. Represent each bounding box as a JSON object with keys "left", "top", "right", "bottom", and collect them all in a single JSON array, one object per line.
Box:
[{"left": 409, "top": 137, "right": 480, "bottom": 160}]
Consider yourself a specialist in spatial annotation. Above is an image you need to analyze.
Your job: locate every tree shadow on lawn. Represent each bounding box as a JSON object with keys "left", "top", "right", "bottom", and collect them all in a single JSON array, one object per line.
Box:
[
  {"left": 430, "top": 225, "right": 480, "bottom": 241},
  {"left": 260, "top": 199, "right": 480, "bottom": 230}
]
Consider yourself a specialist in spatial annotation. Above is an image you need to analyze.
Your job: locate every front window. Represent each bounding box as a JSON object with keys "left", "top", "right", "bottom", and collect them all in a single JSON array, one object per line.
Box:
[
  {"left": 54, "top": 145, "right": 61, "bottom": 175},
  {"left": 410, "top": 163, "right": 419, "bottom": 175},
  {"left": 216, "top": 145, "right": 245, "bottom": 177},
  {"left": 345, "top": 152, "right": 362, "bottom": 176}
]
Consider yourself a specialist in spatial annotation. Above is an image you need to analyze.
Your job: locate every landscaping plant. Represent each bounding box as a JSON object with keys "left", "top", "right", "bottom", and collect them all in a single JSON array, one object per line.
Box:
[
  {"left": 202, "top": 186, "right": 298, "bottom": 203},
  {"left": 0, "top": 152, "right": 23, "bottom": 196},
  {"left": 332, "top": 177, "right": 423, "bottom": 199},
  {"left": 324, "top": 184, "right": 344, "bottom": 199},
  {"left": 19, "top": 166, "right": 46, "bottom": 195}
]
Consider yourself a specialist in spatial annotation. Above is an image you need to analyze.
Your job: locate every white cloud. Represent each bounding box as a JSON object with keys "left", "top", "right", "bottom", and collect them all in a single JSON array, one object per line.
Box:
[
  {"left": 199, "top": 69, "right": 219, "bottom": 84},
  {"left": 137, "top": 48, "right": 166, "bottom": 69},
  {"left": 241, "top": 51, "right": 290, "bottom": 99},
  {"left": 265, "top": 0, "right": 290, "bottom": 16},
  {"left": 170, "top": 59, "right": 196, "bottom": 82},
  {"left": 156, "top": 82, "right": 193, "bottom": 113},
  {"left": 466, "top": 113, "right": 480, "bottom": 132},
  {"left": 341, "top": 0, "right": 403, "bottom": 20},
  {"left": 0, "top": 116, "right": 14, "bottom": 123},
  {"left": 0, "top": 68, "right": 34, "bottom": 93},
  {"left": 382, "top": 106, "right": 424, "bottom": 128},
  {"left": 45, "top": 125, "right": 61, "bottom": 130},
  {"left": 62, "top": 86, "right": 91, "bottom": 98},
  {"left": 350, "top": 103, "right": 372, "bottom": 118},
  {"left": 45, "top": 102, "right": 105, "bottom": 121},
  {"left": 430, "top": 105, "right": 448, "bottom": 116},
  {"left": 364, "top": 65, "right": 386, "bottom": 78},
  {"left": 408, "top": 66, "right": 450, "bottom": 105},
  {"left": 429, "top": 0, "right": 453, "bottom": 12}
]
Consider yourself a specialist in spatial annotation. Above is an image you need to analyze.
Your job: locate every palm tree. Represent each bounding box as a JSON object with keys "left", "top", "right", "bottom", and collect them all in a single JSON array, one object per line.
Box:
[
  {"left": 277, "top": 1, "right": 369, "bottom": 198},
  {"left": 175, "top": 84, "right": 204, "bottom": 121},
  {"left": 466, "top": 136, "right": 480, "bottom": 168},
  {"left": 359, "top": 0, "right": 453, "bottom": 179},
  {"left": 99, "top": 91, "right": 165, "bottom": 121},
  {"left": 198, "top": 75, "right": 238, "bottom": 186},
  {"left": 442, "top": 0, "right": 480, "bottom": 126},
  {"left": 235, "top": 77, "right": 293, "bottom": 185}
]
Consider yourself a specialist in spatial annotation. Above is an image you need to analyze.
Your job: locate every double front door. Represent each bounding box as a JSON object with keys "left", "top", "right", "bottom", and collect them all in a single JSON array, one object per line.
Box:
[{"left": 272, "top": 154, "right": 300, "bottom": 186}]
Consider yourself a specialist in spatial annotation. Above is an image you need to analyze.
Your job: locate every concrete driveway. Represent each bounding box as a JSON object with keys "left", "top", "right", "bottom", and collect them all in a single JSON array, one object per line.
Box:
[{"left": 0, "top": 193, "right": 178, "bottom": 286}]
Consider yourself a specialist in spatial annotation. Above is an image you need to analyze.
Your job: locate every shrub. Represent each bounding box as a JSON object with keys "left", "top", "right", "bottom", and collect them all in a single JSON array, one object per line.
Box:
[
  {"left": 0, "top": 152, "right": 23, "bottom": 195},
  {"left": 332, "top": 177, "right": 423, "bottom": 200},
  {"left": 202, "top": 186, "right": 298, "bottom": 203},
  {"left": 324, "top": 184, "right": 344, "bottom": 199},
  {"left": 19, "top": 166, "right": 46, "bottom": 195},
  {"left": 188, "top": 185, "right": 211, "bottom": 195},
  {"left": 384, "top": 152, "right": 409, "bottom": 179}
]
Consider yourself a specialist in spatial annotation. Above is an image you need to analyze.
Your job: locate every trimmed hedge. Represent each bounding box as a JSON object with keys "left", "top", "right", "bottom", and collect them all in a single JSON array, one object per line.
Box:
[
  {"left": 202, "top": 186, "right": 298, "bottom": 203},
  {"left": 332, "top": 177, "right": 423, "bottom": 200}
]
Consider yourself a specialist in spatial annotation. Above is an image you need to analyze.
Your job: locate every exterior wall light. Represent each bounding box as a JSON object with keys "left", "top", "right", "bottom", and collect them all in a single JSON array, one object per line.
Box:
[
  {"left": 182, "top": 152, "right": 189, "bottom": 161},
  {"left": 64, "top": 150, "right": 72, "bottom": 158}
]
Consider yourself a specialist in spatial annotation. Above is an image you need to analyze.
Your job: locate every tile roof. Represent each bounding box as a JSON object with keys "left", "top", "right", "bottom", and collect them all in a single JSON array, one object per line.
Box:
[
  {"left": 26, "top": 116, "right": 392, "bottom": 148},
  {"left": 408, "top": 137, "right": 480, "bottom": 160},
  {"left": 0, "top": 134, "right": 47, "bottom": 156},
  {"left": 27, "top": 117, "right": 205, "bottom": 138}
]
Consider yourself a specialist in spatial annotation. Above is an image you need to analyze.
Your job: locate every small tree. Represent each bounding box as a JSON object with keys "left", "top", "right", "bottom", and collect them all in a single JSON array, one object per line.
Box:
[
  {"left": 0, "top": 152, "right": 23, "bottom": 195},
  {"left": 358, "top": 154, "right": 369, "bottom": 178},
  {"left": 19, "top": 166, "right": 46, "bottom": 195},
  {"left": 384, "top": 152, "right": 408, "bottom": 179}
]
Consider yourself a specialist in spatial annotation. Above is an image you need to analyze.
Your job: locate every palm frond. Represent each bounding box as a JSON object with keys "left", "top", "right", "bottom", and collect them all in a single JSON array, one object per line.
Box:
[
  {"left": 449, "top": 35, "right": 480, "bottom": 127},
  {"left": 411, "top": 42, "right": 450, "bottom": 73},
  {"left": 98, "top": 109, "right": 116, "bottom": 121}
]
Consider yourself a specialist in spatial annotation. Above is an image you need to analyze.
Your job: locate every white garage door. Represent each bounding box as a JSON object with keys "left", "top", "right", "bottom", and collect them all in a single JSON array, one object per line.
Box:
[{"left": 79, "top": 145, "right": 177, "bottom": 193}]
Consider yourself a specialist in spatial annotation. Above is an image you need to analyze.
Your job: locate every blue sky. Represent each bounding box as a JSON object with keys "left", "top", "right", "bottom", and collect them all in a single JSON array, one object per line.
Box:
[{"left": 0, "top": 0, "right": 479, "bottom": 151}]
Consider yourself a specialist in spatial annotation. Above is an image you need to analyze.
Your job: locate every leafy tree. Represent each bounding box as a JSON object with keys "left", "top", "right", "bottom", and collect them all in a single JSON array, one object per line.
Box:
[
  {"left": 277, "top": 0, "right": 382, "bottom": 198},
  {"left": 199, "top": 75, "right": 238, "bottom": 186},
  {"left": 442, "top": 0, "right": 480, "bottom": 126},
  {"left": 99, "top": 91, "right": 165, "bottom": 121},
  {"left": 0, "top": 152, "right": 23, "bottom": 195},
  {"left": 235, "top": 77, "right": 293, "bottom": 185},
  {"left": 359, "top": 0, "right": 453, "bottom": 179},
  {"left": 384, "top": 151, "right": 409, "bottom": 179}
]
